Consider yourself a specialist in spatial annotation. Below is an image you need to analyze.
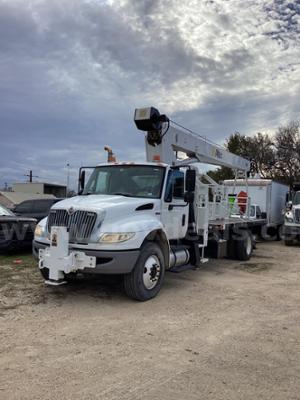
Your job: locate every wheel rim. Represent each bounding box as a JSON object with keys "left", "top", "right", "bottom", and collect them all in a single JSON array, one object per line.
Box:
[
  {"left": 246, "top": 235, "right": 252, "bottom": 255},
  {"left": 143, "top": 255, "right": 161, "bottom": 290}
]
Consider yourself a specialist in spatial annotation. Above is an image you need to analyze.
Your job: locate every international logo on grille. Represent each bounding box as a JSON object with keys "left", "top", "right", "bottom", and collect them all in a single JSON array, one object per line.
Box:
[{"left": 68, "top": 207, "right": 75, "bottom": 215}]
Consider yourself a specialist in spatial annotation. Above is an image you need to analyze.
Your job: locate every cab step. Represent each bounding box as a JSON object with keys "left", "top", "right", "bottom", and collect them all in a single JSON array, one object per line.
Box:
[{"left": 168, "top": 263, "right": 196, "bottom": 273}]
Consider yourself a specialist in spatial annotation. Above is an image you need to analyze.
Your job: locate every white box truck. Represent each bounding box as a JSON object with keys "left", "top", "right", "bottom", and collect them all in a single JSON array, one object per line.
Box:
[{"left": 223, "top": 179, "right": 289, "bottom": 238}]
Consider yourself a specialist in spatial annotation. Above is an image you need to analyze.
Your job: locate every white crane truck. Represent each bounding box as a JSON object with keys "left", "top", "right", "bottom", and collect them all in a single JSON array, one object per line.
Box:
[
  {"left": 33, "top": 107, "right": 262, "bottom": 301},
  {"left": 284, "top": 182, "right": 300, "bottom": 245}
]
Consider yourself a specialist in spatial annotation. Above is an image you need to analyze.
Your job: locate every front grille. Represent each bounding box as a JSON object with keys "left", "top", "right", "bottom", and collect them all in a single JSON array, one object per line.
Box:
[
  {"left": 295, "top": 209, "right": 300, "bottom": 223},
  {"left": 47, "top": 209, "right": 97, "bottom": 243}
]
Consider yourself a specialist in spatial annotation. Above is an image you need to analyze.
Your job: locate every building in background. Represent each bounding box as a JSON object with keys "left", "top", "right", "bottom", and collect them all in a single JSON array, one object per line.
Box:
[{"left": 12, "top": 182, "right": 67, "bottom": 198}]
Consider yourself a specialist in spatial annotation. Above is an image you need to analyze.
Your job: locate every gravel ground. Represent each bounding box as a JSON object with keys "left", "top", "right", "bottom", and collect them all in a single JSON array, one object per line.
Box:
[{"left": 0, "top": 241, "right": 299, "bottom": 400}]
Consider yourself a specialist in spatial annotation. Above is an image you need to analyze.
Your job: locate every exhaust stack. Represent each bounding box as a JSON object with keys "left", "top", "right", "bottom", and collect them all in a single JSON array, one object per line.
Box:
[{"left": 104, "top": 146, "right": 116, "bottom": 163}]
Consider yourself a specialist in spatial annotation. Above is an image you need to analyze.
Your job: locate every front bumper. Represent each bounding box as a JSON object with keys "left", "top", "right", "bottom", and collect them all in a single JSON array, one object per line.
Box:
[
  {"left": 283, "top": 224, "right": 300, "bottom": 239},
  {"left": 33, "top": 240, "right": 140, "bottom": 275}
]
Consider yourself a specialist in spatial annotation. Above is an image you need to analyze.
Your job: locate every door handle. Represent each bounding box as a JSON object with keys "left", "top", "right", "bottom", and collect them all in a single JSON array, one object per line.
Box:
[{"left": 168, "top": 203, "right": 188, "bottom": 211}]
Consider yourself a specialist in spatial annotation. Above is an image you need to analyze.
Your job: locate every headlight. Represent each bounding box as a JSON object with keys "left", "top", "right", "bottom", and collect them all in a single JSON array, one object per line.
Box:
[
  {"left": 99, "top": 232, "right": 135, "bottom": 243},
  {"left": 35, "top": 224, "right": 45, "bottom": 237},
  {"left": 285, "top": 212, "right": 294, "bottom": 223}
]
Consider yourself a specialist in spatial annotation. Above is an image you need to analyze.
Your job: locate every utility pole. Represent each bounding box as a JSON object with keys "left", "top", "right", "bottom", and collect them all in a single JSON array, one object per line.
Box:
[
  {"left": 24, "top": 170, "right": 39, "bottom": 182},
  {"left": 66, "top": 163, "right": 70, "bottom": 196}
]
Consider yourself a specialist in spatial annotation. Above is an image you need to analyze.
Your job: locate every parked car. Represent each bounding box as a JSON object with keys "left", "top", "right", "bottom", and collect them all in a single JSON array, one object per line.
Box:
[
  {"left": 0, "top": 204, "right": 36, "bottom": 252},
  {"left": 13, "top": 198, "right": 63, "bottom": 221}
]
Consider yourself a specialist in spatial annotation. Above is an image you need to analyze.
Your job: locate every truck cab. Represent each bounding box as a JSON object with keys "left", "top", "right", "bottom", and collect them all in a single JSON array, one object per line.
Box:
[
  {"left": 284, "top": 190, "right": 300, "bottom": 245},
  {"left": 33, "top": 162, "right": 194, "bottom": 300}
]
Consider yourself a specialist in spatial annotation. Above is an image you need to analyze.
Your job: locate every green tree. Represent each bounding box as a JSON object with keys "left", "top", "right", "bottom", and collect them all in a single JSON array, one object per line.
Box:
[
  {"left": 207, "top": 132, "right": 248, "bottom": 182},
  {"left": 207, "top": 132, "right": 276, "bottom": 182},
  {"left": 207, "top": 122, "right": 300, "bottom": 186}
]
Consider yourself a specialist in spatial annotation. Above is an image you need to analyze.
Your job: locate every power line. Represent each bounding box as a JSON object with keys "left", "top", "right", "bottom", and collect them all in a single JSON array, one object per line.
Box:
[{"left": 169, "top": 119, "right": 226, "bottom": 150}]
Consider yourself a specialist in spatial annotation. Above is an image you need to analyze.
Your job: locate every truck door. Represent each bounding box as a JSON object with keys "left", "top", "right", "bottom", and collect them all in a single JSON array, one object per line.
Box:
[{"left": 161, "top": 169, "right": 189, "bottom": 239}]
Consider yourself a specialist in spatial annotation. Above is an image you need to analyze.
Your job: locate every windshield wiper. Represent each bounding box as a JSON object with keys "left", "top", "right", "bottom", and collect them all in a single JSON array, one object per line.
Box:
[
  {"left": 111, "top": 192, "right": 132, "bottom": 197},
  {"left": 83, "top": 191, "right": 94, "bottom": 196}
]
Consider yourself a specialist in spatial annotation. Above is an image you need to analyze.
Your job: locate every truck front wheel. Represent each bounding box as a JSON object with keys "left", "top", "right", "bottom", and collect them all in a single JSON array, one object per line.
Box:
[{"left": 124, "top": 242, "right": 165, "bottom": 301}]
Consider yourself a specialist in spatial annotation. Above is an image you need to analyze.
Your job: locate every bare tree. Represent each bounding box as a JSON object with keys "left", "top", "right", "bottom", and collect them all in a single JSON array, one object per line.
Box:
[
  {"left": 231, "top": 132, "right": 276, "bottom": 178},
  {"left": 274, "top": 121, "right": 300, "bottom": 186}
]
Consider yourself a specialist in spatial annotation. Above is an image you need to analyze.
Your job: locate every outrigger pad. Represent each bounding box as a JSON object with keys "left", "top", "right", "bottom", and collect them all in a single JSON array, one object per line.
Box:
[
  {"left": 44, "top": 279, "right": 67, "bottom": 286},
  {"left": 39, "top": 226, "right": 96, "bottom": 283}
]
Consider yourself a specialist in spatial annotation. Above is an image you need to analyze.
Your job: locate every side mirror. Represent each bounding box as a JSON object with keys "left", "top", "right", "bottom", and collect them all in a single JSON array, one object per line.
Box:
[
  {"left": 79, "top": 170, "right": 85, "bottom": 192},
  {"left": 185, "top": 169, "right": 196, "bottom": 192},
  {"left": 184, "top": 192, "right": 194, "bottom": 203},
  {"left": 164, "top": 183, "right": 173, "bottom": 202}
]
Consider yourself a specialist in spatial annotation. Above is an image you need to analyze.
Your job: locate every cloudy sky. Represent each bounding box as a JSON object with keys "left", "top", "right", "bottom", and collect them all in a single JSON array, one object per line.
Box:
[{"left": 0, "top": 0, "right": 299, "bottom": 190}]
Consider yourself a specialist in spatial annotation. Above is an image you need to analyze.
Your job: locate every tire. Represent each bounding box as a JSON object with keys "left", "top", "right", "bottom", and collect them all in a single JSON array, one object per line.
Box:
[
  {"left": 266, "top": 226, "right": 281, "bottom": 241},
  {"left": 235, "top": 230, "right": 253, "bottom": 261},
  {"left": 39, "top": 267, "right": 49, "bottom": 280},
  {"left": 124, "top": 242, "right": 165, "bottom": 301}
]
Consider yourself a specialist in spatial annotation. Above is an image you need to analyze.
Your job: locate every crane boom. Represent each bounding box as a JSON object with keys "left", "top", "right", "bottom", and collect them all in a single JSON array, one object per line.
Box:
[{"left": 134, "top": 107, "right": 250, "bottom": 172}]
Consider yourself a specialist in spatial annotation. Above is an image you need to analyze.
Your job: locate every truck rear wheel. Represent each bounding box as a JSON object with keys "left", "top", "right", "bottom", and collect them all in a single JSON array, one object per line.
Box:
[
  {"left": 124, "top": 242, "right": 165, "bottom": 301},
  {"left": 235, "top": 230, "right": 253, "bottom": 261}
]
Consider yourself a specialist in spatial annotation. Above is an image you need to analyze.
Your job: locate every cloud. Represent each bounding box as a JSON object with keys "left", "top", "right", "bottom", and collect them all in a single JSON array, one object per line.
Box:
[{"left": 0, "top": 0, "right": 299, "bottom": 189}]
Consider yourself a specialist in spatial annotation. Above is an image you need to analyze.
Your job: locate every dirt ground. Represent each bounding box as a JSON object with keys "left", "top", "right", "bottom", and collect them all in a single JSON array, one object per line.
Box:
[{"left": 0, "top": 242, "right": 299, "bottom": 400}]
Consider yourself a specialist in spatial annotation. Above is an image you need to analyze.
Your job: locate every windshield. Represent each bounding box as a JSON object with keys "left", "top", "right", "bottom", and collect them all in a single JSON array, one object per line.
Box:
[
  {"left": 293, "top": 192, "right": 300, "bottom": 205},
  {"left": 0, "top": 204, "right": 15, "bottom": 216},
  {"left": 83, "top": 165, "right": 165, "bottom": 199}
]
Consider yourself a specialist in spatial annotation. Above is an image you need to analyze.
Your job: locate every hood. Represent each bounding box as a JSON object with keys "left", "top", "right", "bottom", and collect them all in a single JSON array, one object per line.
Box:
[
  {"left": 51, "top": 195, "right": 159, "bottom": 224},
  {"left": 53, "top": 195, "right": 157, "bottom": 211},
  {"left": 0, "top": 216, "right": 36, "bottom": 223}
]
